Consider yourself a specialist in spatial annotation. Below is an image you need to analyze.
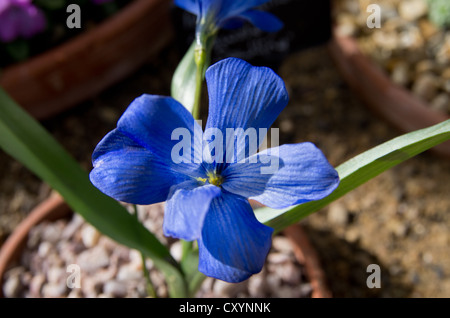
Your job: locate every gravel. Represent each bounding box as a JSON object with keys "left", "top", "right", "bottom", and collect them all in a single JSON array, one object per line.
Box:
[
  {"left": 335, "top": 0, "right": 450, "bottom": 115},
  {"left": 2, "top": 203, "right": 312, "bottom": 298}
]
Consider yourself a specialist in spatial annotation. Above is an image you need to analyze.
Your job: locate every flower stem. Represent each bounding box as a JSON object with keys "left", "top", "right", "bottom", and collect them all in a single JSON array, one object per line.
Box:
[
  {"left": 132, "top": 204, "right": 157, "bottom": 298},
  {"left": 191, "top": 45, "right": 206, "bottom": 120}
]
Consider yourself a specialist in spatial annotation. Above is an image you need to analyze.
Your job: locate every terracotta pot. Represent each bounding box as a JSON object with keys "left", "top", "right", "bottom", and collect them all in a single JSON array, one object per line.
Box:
[
  {"left": 0, "top": 195, "right": 331, "bottom": 298},
  {"left": 327, "top": 31, "right": 450, "bottom": 159},
  {"left": 0, "top": 194, "right": 71, "bottom": 298},
  {"left": 0, "top": 0, "right": 174, "bottom": 120}
]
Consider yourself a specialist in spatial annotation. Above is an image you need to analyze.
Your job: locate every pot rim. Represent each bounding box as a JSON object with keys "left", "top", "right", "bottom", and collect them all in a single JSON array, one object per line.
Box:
[
  {"left": 327, "top": 30, "right": 450, "bottom": 159},
  {"left": 0, "top": 0, "right": 174, "bottom": 120}
]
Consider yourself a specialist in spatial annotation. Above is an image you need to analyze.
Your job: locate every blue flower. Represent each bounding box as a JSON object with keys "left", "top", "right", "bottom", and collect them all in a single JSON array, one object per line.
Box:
[
  {"left": 175, "top": 0, "right": 283, "bottom": 36},
  {"left": 90, "top": 58, "right": 339, "bottom": 283}
]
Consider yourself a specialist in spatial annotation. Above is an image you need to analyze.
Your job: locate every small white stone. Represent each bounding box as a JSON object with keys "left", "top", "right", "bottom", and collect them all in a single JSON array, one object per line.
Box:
[
  {"left": 398, "top": 0, "right": 428, "bottom": 22},
  {"left": 76, "top": 245, "right": 110, "bottom": 273},
  {"left": 67, "top": 289, "right": 83, "bottom": 298},
  {"left": 271, "top": 236, "right": 293, "bottom": 253},
  {"left": 412, "top": 73, "right": 438, "bottom": 101},
  {"left": 247, "top": 272, "right": 268, "bottom": 297},
  {"left": 37, "top": 241, "right": 53, "bottom": 258},
  {"left": 213, "top": 279, "right": 248, "bottom": 298},
  {"left": 61, "top": 214, "right": 85, "bottom": 239},
  {"left": 29, "top": 274, "right": 46, "bottom": 297},
  {"left": 267, "top": 252, "right": 290, "bottom": 264},
  {"left": 80, "top": 224, "right": 101, "bottom": 248},
  {"left": 103, "top": 280, "right": 128, "bottom": 298},
  {"left": 169, "top": 241, "right": 183, "bottom": 262},
  {"left": 41, "top": 221, "right": 64, "bottom": 244},
  {"left": 391, "top": 61, "right": 410, "bottom": 86},
  {"left": 47, "top": 266, "right": 66, "bottom": 284},
  {"left": 42, "top": 282, "right": 67, "bottom": 298},
  {"left": 3, "top": 270, "right": 22, "bottom": 297},
  {"left": 117, "top": 264, "right": 142, "bottom": 282},
  {"left": 431, "top": 93, "right": 450, "bottom": 113},
  {"left": 328, "top": 203, "right": 349, "bottom": 226}
]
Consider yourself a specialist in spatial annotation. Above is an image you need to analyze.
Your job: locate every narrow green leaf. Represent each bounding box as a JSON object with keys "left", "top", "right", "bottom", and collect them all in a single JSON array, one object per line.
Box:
[
  {"left": 256, "top": 120, "right": 450, "bottom": 233},
  {"left": 171, "top": 37, "right": 215, "bottom": 113},
  {"left": 0, "top": 88, "right": 187, "bottom": 297},
  {"left": 171, "top": 42, "right": 198, "bottom": 113}
]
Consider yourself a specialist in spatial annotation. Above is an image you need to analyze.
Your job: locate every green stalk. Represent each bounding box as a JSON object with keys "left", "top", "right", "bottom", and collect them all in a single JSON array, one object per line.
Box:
[
  {"left": 132, "top": 204, "right": 157, "bottom": 298},
  {"left": 191, "top": 46, "right": 206, "bottom": 120}
]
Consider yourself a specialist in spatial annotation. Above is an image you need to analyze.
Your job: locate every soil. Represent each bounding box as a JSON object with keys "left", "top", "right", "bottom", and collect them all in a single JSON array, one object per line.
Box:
[{"left": 1, "top": 24, "right": 450, "bottom": 297}]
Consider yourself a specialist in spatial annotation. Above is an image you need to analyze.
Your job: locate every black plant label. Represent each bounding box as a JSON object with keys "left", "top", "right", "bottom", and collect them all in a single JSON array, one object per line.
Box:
[{"left": 173, "top": 0, "right": 332, "bottom": 70}]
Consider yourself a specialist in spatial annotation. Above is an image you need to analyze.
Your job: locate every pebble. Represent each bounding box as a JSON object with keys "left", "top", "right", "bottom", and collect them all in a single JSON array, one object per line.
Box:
[
  {"left": 28, "top": 274, "right": 46, "bottom": 297},
  {"left": 247, "top": 272, "right": 268, "bottom": 297},
  {"left": 169, "top": 240, "right": 182, "bottom": 262},
  {"left": 328, "top": 203, "right": 349, "bottom": 226},
  {"left": 76, "top": 245, "right": 110, "bottom": 273},
  {"left": 61, "top": 214, "right": 84, "bottom": 239},
  {"left": 37, "top": 241, "right": 53, "bottom": 258},
  {"left": 103, "top": 280, "right": 128, "bottom": 298},
  {"left": 3, "top": 268, "right": 23, "bottom": 297},
  {"left": 47, "top": 266, "right": 66, "bottom": 284},
  {"left": 412, "top": 73, "right": 438, "bottom": 101},
  {"left": 41, "top": 282, "right": 67, "bottom": 297},
  {"left": 398, "top": 0, "right": 428, "bottom": 22},
  {"left": 80, "top": 223, "right": 101, "bottom": 248},
  {"left": 388, "top": 219, "right": 409, "bottom": 237},
  {"left": 415, "top": 60, "right": 436, "bottom": 75},
  {"left": 431, "top": 93, "right": 450, "bottom": 112},
  {"left": 213, "top": 279, "right": 248, "bottom": 298},
  {"left": 116, "top": 264, "right": 142, "bottom": 281},
  {"left": 443, "top": 80, "right": 450, "bottom": 93},
  {"left": 267, "top": 252, "right": 291, "bottom": 264},
  {"left": 391, "top": 61, "right": 410, "bottom": 86},
  {"left": 41, "top": 221, "right": 65, "bottom": 244},
  {"left": 271, "top": 236, "right": 293, "bottom": 253}
]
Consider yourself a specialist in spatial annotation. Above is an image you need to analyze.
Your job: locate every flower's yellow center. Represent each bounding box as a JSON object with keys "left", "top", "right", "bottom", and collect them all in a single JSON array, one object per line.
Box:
[
  {"left": 207, "top": 172, "right": 223, "bottom": 187},
  {"left": 197, "top": 172, "right": 223, "bottom": 187}
]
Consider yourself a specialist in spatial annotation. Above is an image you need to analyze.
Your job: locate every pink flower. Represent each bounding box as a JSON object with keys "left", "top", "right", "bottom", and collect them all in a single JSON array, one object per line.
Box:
[{"left": 0, "top": 0, "right": 46, "bottom": 42}]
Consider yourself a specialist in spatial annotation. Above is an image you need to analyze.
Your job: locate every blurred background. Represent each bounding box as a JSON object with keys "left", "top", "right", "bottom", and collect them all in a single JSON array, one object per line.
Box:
[{"left": 1, "top": 0, "right": 449, "bottom": 297}]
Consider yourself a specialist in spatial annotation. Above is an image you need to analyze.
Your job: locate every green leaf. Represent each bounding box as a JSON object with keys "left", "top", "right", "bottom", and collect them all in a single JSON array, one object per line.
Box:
[
  {"left": 256, "top": 119, "right": 450, "bottom": 233},
  {"left": 180, "top": 249, "right": 206, "bottom": 297},
  {"left": 0, "top": 88, "right": 187, "bottom": 297},
  {"left": 171, "top": 42, "right": 198, "bottom": 113},
  {"left": 171, "top": 38, "right": 214, "bottom": 113}
]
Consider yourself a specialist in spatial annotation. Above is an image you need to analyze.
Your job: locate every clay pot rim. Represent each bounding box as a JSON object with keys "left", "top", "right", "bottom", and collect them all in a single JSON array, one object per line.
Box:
[
  {"left": 1, "top": 0, "right": 162, "bottom": 74},
  {"left": 0, "top": 194, "right": 332, "bottom": 298},
  {"left": 0, "top": 0, "right": 174, "bottom": 120},
  {"left": 327, "top": 30, "right": 450, "bottom": 159}
]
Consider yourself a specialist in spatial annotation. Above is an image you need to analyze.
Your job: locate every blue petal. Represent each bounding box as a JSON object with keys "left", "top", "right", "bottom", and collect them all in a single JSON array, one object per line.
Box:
[
  {"left": 163, "top": 182, "right": 221, "bottom": 241},
  {"left": 174, "top": 0, "right": 199, "bottom": 15},
  {"left": 90, "top": 95, "right": 204, "bottom": 204},
  {"left": 117, "top": 95, "right": 202, "bottom": 166},
  {"left": 233, "top": 9, "right": 283, "bottom": 32},
  {"left": 90, "top": 129, "right": 189, "bottom": 205},
  {"left": 198, "top": 192, "right": 273, "bottom": 283},
  {"left": 213, "top": 0, "right": 272, "bottom": 24},
  {"left": 204, "top": 58, "right": 288, "bottom": 168},
  {"left": 221, "top": 143, "right": 340, "bottom": 209}
]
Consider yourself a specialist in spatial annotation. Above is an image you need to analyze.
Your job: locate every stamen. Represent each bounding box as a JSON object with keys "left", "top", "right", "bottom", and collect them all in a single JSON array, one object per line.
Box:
[{"left": 207, "top": 172, "right": 223, "bottom": 187}]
